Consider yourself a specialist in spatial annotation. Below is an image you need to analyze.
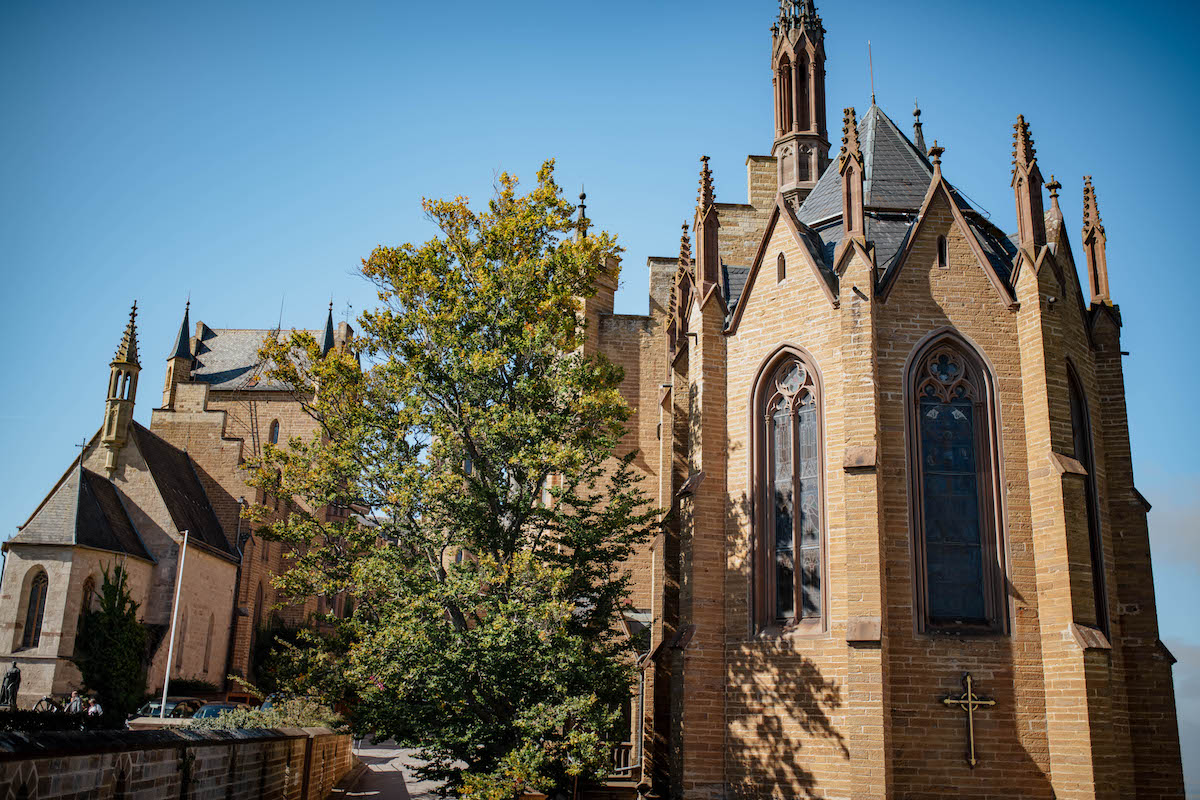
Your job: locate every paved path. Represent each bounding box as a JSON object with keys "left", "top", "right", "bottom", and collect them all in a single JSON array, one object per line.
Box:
[{"left": 330, "top": 743, "right": 443, "bottom": 800}]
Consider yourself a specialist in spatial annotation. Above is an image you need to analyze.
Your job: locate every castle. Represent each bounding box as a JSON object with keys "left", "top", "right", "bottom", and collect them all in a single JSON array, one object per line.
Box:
[
  {"left": 0, "top": 302, "right": 352, "bottom": 706},
  {"left": 0, "top": 0, "right": 1185, "bottom": 796},
  {"left": 586, "top": 1, "right": 1186, "bottom": 797}
]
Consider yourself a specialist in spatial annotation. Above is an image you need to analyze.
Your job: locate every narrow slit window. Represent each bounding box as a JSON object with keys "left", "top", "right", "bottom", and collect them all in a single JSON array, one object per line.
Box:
[{"left": 937, "top": 235, "right": 949, "bottom": 269}]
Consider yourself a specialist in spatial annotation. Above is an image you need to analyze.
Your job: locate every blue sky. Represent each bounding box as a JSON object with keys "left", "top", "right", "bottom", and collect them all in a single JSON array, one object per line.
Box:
[{"left": 2, "top": 0, "right": 1197, "bottom": 788}]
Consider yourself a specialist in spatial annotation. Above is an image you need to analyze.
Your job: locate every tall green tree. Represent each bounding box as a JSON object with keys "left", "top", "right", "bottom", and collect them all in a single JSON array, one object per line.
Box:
[
  {"left": 72, "top": 565, "right": 148, "bottom": 726},
  {"left": 251, "top": 161, "right": 659, "bottom": 797}
]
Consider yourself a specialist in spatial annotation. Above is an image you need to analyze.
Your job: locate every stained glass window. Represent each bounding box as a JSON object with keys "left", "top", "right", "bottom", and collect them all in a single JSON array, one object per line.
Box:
[
  {"left": 912, "top": 342, "right": 1002, "bottom": 632},
  {"left": 761, "top": 357, "right": 822, "bottom": 628}
]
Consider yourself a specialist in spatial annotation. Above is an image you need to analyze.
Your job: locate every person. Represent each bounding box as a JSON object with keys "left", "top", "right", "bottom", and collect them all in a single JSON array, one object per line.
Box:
[
  {"left": 65, "top": 691, "right": 84, "bottom": 714},
  {"left": 86, "top": 698, "right": 102, "bottom": 717}
]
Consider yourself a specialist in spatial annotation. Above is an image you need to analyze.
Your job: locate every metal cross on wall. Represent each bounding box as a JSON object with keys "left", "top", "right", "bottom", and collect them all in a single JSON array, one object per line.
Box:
[{"left": 942, "top": 672, "right": 996, "bottom": 768}]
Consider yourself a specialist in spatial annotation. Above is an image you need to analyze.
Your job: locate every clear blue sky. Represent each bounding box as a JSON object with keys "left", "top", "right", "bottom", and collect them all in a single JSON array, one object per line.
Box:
[{"left": 3, "top": 0, "right": 1197, "bottom": 787}]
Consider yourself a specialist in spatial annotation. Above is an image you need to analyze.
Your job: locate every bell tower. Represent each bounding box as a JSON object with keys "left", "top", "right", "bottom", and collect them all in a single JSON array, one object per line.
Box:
[
  {"left": 771, "top": 0, "right": 830, "bottom": 205},
  {"left": 101, "top": 302, "right": 141, "bottom": 475}
]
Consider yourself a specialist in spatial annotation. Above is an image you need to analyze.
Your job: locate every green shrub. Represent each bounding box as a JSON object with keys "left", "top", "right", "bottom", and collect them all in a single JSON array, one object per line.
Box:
[{"left": 188, "top": 696, "right": 343, "bottom": 732}]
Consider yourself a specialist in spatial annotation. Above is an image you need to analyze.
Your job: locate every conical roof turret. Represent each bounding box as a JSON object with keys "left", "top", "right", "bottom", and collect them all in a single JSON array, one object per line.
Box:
[
  {"left": 168, "top": 301, "right": 191, "bottom": 361},
  {"left": 321, "top": 302, "right": 336, "bottom": 356}
]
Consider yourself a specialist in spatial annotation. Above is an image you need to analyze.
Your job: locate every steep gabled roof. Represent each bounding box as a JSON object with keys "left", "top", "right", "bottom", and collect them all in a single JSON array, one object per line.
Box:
[
  {"left": 77, "top": 469, "right": 152, "bottom": 560},
  {"left": 9, "top": 460, "right": 152, "bottom": 561},
  {"left": 130, "top": 423, "right": 235, "bottom": 558}
]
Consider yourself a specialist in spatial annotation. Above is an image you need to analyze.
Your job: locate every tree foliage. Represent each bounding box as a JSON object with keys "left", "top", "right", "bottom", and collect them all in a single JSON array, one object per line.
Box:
[
  {"left": 72, "top": 565, "right": 148, "bottom": 726},
  {"left": 250, "top": 161, "right": 659, "bottom": 796}
]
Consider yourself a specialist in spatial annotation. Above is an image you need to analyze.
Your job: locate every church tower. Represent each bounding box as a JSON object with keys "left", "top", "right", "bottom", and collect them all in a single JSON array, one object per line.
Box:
[
  {"left": 101, "top": 302, "right": 140, "bottom": 475},
  {"left": 770, "top": 0, "right": 829, "bottom": 205}
]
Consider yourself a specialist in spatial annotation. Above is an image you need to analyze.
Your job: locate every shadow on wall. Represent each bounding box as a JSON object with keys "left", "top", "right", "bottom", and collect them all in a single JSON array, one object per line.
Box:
[{"left": 722, "top": 494, "right": 849, "bottom": 800}]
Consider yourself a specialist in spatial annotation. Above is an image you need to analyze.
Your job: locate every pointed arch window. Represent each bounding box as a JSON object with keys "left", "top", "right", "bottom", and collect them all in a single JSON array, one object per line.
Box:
[
  {"left": 202, "top": 613, "right": 215, "bottom": 674},
  {"left": 755, "top": 352, "right": 824, "bottom": 632},
  {"left": 175, "top": 608, "right": 188, "bottom": 670},
  {"left": 268, "top": 420, "right": 280, "bottom": 446},
  {"left": 1068, "top": 364, "right": 1108, "bottom": 636},
  {"left": 21, "top": 571, "right": 48, "bottom": 649},
  {"left": 910, "top": 336, "right": 1006, "bottom": 634}
]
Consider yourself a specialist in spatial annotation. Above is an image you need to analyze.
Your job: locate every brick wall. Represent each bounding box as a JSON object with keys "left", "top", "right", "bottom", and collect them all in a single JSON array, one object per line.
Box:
[{"left": 0, "top": 727, "right": 354, "bottom": 800}]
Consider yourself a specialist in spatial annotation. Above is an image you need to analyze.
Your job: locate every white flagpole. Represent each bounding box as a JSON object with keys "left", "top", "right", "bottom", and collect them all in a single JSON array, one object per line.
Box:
[{"left": 160, "top": 530, "right": 189, "bottom": 719}]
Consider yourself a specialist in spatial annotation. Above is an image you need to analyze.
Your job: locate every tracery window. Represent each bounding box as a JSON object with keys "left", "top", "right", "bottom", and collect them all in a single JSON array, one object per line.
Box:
[
  {"left": 1068, "top": 364, "right": 1108, "bottom": 636},
  {"left": 755, "top": 354, "right": 824, "bottom": 631},
  {"left": 910, "top": 338, "right": 1005, "bottom": 634},
  {"left": 21, "top": 571, "right": 48, "bottom": 649}
]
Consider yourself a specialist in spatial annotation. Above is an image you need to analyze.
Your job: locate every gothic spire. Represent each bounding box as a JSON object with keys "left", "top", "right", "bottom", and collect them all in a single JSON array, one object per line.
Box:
[
  {"left": 778, "top": 0, "right": 820, "bottom": 31},
  {"left": 838, "top": 107, "right": 863, "bottom": 171},
  {"left": 1010, "top": 114, "right": 1046, "bottom": 250},
  {"left": 168, "top": 300, "right": 191, "bottom": 361},
  {"left": 1012, "top": 115, "right": 1038, "bottom": 175},
  {"left": 1082, "top": 176, "right": 1104, "bottom": 234},
  {"left": 1082, "top": 176, "right": 1111, "bottom": 305},
  {"left": 679, "top": 221, "right": 692, "bottom": 272},
  {"left": 113, "top": 301, "right": 140, "bottom": 367},
  {"left": 698, "top": 156, "right": 715, "bottom": 209},
  {"left": 321, "top": 301, "right": 336, "bottom": 357}
]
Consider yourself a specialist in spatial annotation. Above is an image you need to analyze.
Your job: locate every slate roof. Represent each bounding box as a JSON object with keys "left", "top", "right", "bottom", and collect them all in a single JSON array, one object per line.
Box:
[
  {"left": 10, "top": 462, "right": 152, "bottom": 561},
  {"left": 785, "top": 104, "right": 1017, "bottom": 288},
  {"left": 130, "top": 423, "right": 235, "bottom": 558},
  {"left": 190, "top": 327, "right": 317, "bottom": 392},
  {"left": 723, "top": 264, "right": 751, "bottom": 313},
  {"left": 77, "top": 470, "right": 152, "bottom": 560}
]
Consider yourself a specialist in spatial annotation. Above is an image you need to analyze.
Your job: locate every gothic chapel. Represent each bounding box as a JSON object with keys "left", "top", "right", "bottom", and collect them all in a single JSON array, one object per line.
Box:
[{"left": 593, "top": 2, "right": 1186, "bottom": 798}]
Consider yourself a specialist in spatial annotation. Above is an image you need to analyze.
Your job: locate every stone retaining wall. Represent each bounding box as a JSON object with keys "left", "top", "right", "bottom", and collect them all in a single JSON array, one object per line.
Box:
[{"left": 0, "top": 726, "right": 354, "bottom": 799}]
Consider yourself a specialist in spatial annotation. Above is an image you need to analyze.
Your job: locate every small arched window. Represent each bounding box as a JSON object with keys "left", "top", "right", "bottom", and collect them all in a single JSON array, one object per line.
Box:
[
  {"left": 1068, "top": 364, "right": 1108, "bottom": 636},
  {"left": 754, "top": 352, "right": 824, "bottom": 631},
  {"left": 21, "top": 571, "right": 49, "bottom": 649},
  {"left": 268, "top": 420, "right": 280, "bottom": 445},
  {"left": 910, "top": 335, "right": 1005, "bottom": 633},
  {"left": 936, "top": 235, "right": 949, "bottom": 269},
  {"left": 777, "top": 253, "right": 787, "bottom": 284}
]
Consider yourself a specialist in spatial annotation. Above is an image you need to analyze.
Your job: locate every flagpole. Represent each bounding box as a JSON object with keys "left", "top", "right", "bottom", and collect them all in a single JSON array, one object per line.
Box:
[{"left": 160, "top": 530, "right": 189, "bottom": 719}]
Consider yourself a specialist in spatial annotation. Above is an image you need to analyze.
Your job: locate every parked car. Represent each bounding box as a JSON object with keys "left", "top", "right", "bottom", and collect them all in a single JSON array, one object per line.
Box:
[
  {"left": 132, "top": 696, "right": 203, "bottom": 720},
  {"left": 191, "top": 702, "right": 251, "bottom": 720}
]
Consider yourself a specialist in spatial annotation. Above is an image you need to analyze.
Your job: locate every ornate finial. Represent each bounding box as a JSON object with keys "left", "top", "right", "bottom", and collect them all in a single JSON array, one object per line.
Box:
[
  {"left": 1012, "top": 114, "right": 1037, "bottom": 172},
  {"left": 778, "top": 0, "right": 820, "bottom": 32},
  {"left": 698, "top": 156, "right": 715, "bottom": 208},
  {"left": 679, "top": 221, "right": 692, "bottom": 267},
  {"left": 913, "top": 99, "right": 927, "bottom": 153},
  {"left": 1082, "top": 176, "right": 1103, "bottom": 233},
  {"left": 577, "top": 187, "right": 589, "bottom": 238},
  {"left": 928, "top": 140, "right": 945, "bottom": 168},
  {"left": 114, "top": 301, "right": 140, "bottom": 366}
]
